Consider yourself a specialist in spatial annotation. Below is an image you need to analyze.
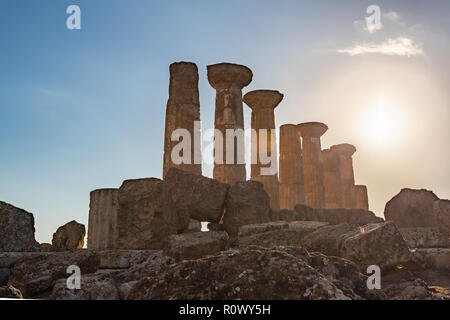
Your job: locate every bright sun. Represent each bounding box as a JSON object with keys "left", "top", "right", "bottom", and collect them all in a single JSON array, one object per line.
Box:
[{"left": 363, "top": 96, "right": 402, "bottom": 145}]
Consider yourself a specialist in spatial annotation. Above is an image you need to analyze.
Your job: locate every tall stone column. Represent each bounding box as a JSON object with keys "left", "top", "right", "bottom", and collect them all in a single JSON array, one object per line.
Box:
[
  {"left": 88, "top": 188, "right": 119, "bottom": 250},
  {"left": 322, "top": 148, "right": 343, "bottom": 208},
  {"left": 355, "top": 185, "right": 369, "bottom": 210},
  {"left": 207, "top": 63, "right": 253, "bottom": 185},
  {"left": 244, "top": 90, "right": 283, "bottom": 210},
  {"left": 298, "top": 122, "right": 328, "bottom": 208},
  {"left": 279, "top": 124, "right": 305, "bottom": 209},
  {"left": 330, "top": 143, "right": 357, "bottom": 209},
  {"left": 163, "top": 62, "right": 201, "bottom": 180}
]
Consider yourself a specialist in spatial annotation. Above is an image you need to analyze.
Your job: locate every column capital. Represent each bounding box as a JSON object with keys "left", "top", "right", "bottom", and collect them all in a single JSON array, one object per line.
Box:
[
  {"left": 243, "top": 90, "right": 283, "bottom": 111},
  {"left": 330, "top": 143, "right": 357, "bottom": 157},
  {"left": 298, "top": 122, "right": 328, "bottom": 137},
  {"left": 207, "top": 63, "right": 253, "bottom": 89}
]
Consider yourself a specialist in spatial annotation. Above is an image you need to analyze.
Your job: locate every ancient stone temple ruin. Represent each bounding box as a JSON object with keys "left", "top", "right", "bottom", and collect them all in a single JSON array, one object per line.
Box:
[
  {"left": 207, "top": 63, "right": 252, "bottom": 185},
  {"left": 88, "top": 188, "right": 118, "bottom": 250},
  {"left": 279, "top": 124, "right": 305, "bottom": 210},
  {"left": 244, "top": 90, "right": 283, "bottom": 210}
]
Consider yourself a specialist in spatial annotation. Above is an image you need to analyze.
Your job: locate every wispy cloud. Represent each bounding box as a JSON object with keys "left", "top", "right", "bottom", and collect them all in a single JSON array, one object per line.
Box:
[
  {"left": 383, "top": 11, "right": 401, "bottom": 23},
  {"left": 337, "top": 37, "right": 423, "bottom": 57}
]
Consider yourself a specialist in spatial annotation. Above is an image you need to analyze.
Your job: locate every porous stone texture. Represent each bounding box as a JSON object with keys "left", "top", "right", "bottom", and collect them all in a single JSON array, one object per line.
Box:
[
  {"left": 298, "top": 122, "right": 328, "bottom": 208},
  {"left": 400, "top": 227, "right": 450, "bottom": 249},
  {"left": 244, "top": 90, "right": 283, "bottom": 210},
  {"left": 88, "top": 188, "right": 119, "bottom": 250},
  {"left": 164, "top": 168, "right": 229, "bottom": 222},
  {"left": 50, "top": 273, "right": 120, "bottom": 300},
  {"left": 125, "top": 246, "right": 359, "bottom": 300},
  {"left": 355, "top": 185, "right": 369, "bottom": 210},
  {"left": 279, "top": 124, "right": 305, "bottom": 210},
  {"left": 163, "top": 62, "right": 201, "bottom": 179},
  {"left": 322, "top": 149, "right": 342, "bottom": 208},
  {"left": 185, "top": 219, "right": 202, "bottom": 233},
  {"left": 163, "top": 231, "right": 229, "bottom": 261},
  {"left": 52, "top": 220, "right": 85, "bottom": 251},
  {"left": 384, "top": 188, "right": 441, "bottom": 228},
  {"left": 234, "top": 221, "right": 329, "bottom": 248},
  {"left": 98, "top": 250, "right": 157, "bottom": 269},
  {"left": 0, "top": 268, "right": 10, "bottom": 286},
  {"left": 330, "top": 144, "right": 357, "bottom": 209},
  {"left": 412, "top": 248, "right": 450, "bottom": 271},
  {"left": 0, "top": 285, "right": 23, "bottom": 299},
  {"left": 0, "top": 201, "right": 39, "bottom": 252},
  {"left": 301, "top": 221, "right": 412, "bottom": 271},
  {"left": 9, "top": 250, "right": 100, "bottom": 298},
  {"left": 222, "top": 181, "right": 271, "bottom": 238},
  {"left": 208, "top": 62, "right": 252, "bottom": 185},
  {"left": 433, "top": 199, "right": 450, "bottom": 234},
  {"left": 293, "top": 206, "right": 383, "bottom": 226},
  {"left": 116, "top": 178, "right": 190, "bottom": 250}
]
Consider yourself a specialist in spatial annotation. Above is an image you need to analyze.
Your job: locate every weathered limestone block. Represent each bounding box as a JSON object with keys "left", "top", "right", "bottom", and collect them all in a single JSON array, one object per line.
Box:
[
  {"left": 207, "top": 63, "right": 252, "bottom": 185},
  {"left": 116, "top": 178, "right": 190, "bottom": 250},
  {"left": 52, "top": 220, "right": 85, "bottom": 251},
  {"left": 9, "top": 250, "right": 100, "bottom": 297},
  {"left": 185, "top": 219, "right": 202, "bottom": 233},
  {"left": 301, "top": 221, "right": 412, "bottom": 270},
  {"left": 223, "top": 181, "right": 271, "bottom": 238},
  {"left": 399, "top": 227, "right": 450, "bottom": 248},
  {"left": 298, "top": 122, "right": 328, "bottom": 208},
  {"left": 98, "top": 250, "right": 158, "bottom": 269},
  {"left": 88, "top": 188, "right": 119, "bottom": 250},
  {"left": 164, "top": 168, "right": 229, "bottom": 222},
  {"left": 330, "top": 144, "right": 357, "bottom": 209},
  {"left": 235, "top": 221, "right": 328, "bottom": 248},
  {"left": 244, "top": 90, "right": 283, "bottom": 210},
  {"left": 384, "top": 189, "right": 448, "bottom": 231},
  {"left": 0, "top": 285, "right": 23, "bottom": 299},
  {"left": 355, "top": 185, "right": 369, "bottom": 210},
  {"left": 0, "top": 201, "right": 39, "bottom": 252},
  {"left": 413, "top": 248, "right": 450, "bottom": 271},
  {"left": 163, "top": 231, "right": 229, "bottom": 261},
  {"left": 279, "top": 124, "right": 305, "bottom": 209},
  {"left": 163, "top": 62, "right": 201, "bottom": 179},
  {"left": 322, "top": 149, "right": 342, "bottom": 208},
  {"left": 298, "top": 207, "right": 383, "bottom": 226},
  {"left": 125, "top": 246, "right": 353, "bottom": 300},
  {"left": 433, "top": 199, "right": 450, "bottom": 234},
  {"left": 50, "top": 273, "right": 120, "bottom": 300}
]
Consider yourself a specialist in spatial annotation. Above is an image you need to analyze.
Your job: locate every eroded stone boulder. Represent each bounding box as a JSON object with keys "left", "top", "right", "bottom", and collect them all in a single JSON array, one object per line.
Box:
[
  {"left": 399, "top": 227, "right": 450, "bottom": 249},
  {"left": 165, "top": 168, "right": 229, "bottom": 222},
  {"left": 116, "top": 178, "right": 190, "bottom": 250},
  {"left": 301, "top": 221, "right": 412, "bottom": 270},
  {"left": 433, "top": 200, "right": 450, "bottom": 235},
  {"left": 9, "top": 250, "right": 100, "bottom": 297},
  {"left": 163, "top": 231, "right": 229, "bottom": 261},
  {"left": 52, "top": 220, "right": 86, "bottom": 251},
  {"left": 223, "top": 181, "right": 271, "bottom": 238},
  {"left": 0, "top": 201, "right": 39, "bottom": 252}
]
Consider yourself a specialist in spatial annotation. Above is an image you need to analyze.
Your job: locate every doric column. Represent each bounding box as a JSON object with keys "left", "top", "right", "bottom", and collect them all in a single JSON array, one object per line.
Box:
[
  {"left": 298, "top": 122, "right": 328, "bottom": 208},
  {"left": 244, "top": 90, "right": 283, "bottom": 210},
  {"left": 355, "top": 185, "right": 369, "bottom": 210},
  {"left": 330, "top": 143, "right": 357, "bottom": 209},
  {"left": 88, "top": 188, "right": 119, "bottom": 250},
  {"left": 279, "top": 124, "right": 305, "bottom": 209},
  {"left": 163, "top": 62, "right": 201, "bottom": 180},
  {"left": 207, "top": 63, "right": 253, "bottom": 185},
  {"left": 322, "top": 148, "right": 343, "bottom": 208}
]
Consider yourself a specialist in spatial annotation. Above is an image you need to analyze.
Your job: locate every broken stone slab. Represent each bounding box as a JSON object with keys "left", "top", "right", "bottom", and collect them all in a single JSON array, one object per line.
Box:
[
  {"left": 0, "top": 201, "right": 40, "bottom": 252},
  {"left": 50, "top": 273, "right": 120, "bottom": 300},
  {"left": 412, "top": 248, "right": 450, "bottom": 271},
  {"left": 116, "top": 178, "right": 190, "bottom": 250},
  {"left": 399, "top": 227, "right": 450, "bottom": 249},
  {"left": 164, "top": 168, "right": 229, "bottom": 223},
  {"left": 301, "top": 221, "right": 412, "bottom": 271},
  {"left": 98, "top": 250, "right": 157, "bottom": 269},
  {"left": 235, "top": 221, "right": 329, "bottom": 249},
  {"left": 163, "top": 231, "right": 229, "bottom": 262},
  {"left": 52, "top": 220, "right": 86, "bottom": 251},
  {"left": 9, "top": 250, "right": 100, "bottom": 298},
  {"left": 0, "top": 252, "right": 51, "bottom": 268},
  {"left": 223, "top": 180, "right": 271, "bottom": 238}
]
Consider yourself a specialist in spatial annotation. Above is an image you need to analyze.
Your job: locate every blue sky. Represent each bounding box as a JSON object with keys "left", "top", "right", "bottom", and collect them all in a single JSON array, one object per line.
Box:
[{"left": 1, "top": 0, "right": 449, "bottom": 243}]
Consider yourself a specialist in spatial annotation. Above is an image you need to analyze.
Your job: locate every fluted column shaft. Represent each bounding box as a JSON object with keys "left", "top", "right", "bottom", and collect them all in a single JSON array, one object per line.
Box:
[
  {"left": 279, "top": 124, "right": 305, "bottom": 209},
  {"left": 331, "top": 144, "right": 357, "bottom": 209},
  {"left": 322, "top": 149, "right": 343, "bottom": 208},
  {"left": 163, "top": 62, "right": 201, "bottom": 179},
  {"left": 355, "top": 185, "right": 369, "bottom": 210}
]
